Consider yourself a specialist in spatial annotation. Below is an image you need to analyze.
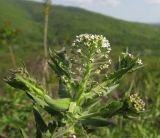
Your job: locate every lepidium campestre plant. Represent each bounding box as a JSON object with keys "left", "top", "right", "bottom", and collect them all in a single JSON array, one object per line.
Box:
[{"left": 5, "top": 34, "right": 145, "bottom": 138}]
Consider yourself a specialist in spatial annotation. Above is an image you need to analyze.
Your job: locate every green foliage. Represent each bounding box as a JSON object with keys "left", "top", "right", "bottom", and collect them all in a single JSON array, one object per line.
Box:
[
  {"left": 89, "top": 71, "right": 160, "bottom": 138},
  {"left": 0, "top": 22, "right": 19, "bottom": 45},
  {"left": 5, "top": 34, "right": 145, "bottom": 137},
  {"left": 0, "top": 86, "right": 33, "bottom": 138},
  {"left": 0, "top": 0, "right": 160, "bottom": 137}
]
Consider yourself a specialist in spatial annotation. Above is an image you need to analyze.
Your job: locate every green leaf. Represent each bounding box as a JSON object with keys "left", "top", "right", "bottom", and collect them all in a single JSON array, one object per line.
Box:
[
  {"left": 49, "top": 49, "right": 72, "bottom": 98},
  {"left": 26, "top": 93, "right": 61, "bottom": 116},
  {"left": 49, "top": 49, "right": 71, "bottom": 78},
  {"left": 81, "top": 117, "right": 115, "bottom": 127},
  {"left": 108, "top": 65, "right": 134, "bottom": 84},
  {"left": 5, "top": 69, "right": 65, "bottom": 114},
  {"left": 5, "top": 69, "right": 46, "bottom": 97},
  {"left": 36, "top": 125, "right": 42, "bottom": 138},
  {"left": 79, "top": 83, "right": 119, "bottom": 107},
  {"left": 58, "top": 78, "right": 70, "bottom": 98},
  {"left": 100, "top": 101, "right": 123, "bottom": 117},
  {"left": 1, "top": 115, "right": 26, "bottom": 128},
  {"left": 44, "top": 95, "right": 71, "bottom": 111},
  {"left": 48, "top": 121, "right": 57, "bottom": 134},
  {"left": 20, "top": 129, "right": 29, "bottom": 138},
  {"left": 125, "top": 80, "right": 134, "bottom": 97},
  {"left": 33, "top": 107, "right": 48, "bottom": 133}
]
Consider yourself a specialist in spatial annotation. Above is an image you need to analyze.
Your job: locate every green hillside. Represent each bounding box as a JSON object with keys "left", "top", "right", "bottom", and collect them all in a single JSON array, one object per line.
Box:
[
  {"left": 1, "top": 0, "right": 160, "bottom": 49},
  {"left": 0, "top": 0, "right": 160, "bottom": 86}
]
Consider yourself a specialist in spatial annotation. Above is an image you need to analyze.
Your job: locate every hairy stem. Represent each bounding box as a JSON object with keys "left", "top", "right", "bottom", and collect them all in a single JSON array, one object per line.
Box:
[
  {"left": 76, "top": 63, "right": 92, "bottom": 104},
  {"left": 42, "top": 0, "right": 50, "bottom": 89}
]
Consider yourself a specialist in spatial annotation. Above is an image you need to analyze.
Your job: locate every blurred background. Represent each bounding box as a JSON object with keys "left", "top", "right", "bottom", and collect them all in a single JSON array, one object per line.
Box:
[{"left": 0, "top": 0, "right": 160, "bottom": 137}]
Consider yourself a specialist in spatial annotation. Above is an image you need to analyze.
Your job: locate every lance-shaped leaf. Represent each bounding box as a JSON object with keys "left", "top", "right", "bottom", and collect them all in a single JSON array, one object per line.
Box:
[
  {"left": 100, "top": 101, "right": 124, "bottom": 118},
  {"left": 44, "top": 95, "right": 71, "bottom": 111},
  {"left": 20, "top": 129, "right": 29, "bottom": 138},
  {"left": 81, "top": 117, "right": 116, "bottom": 127},
  {"left": 36, "top": 125, "right": 42, "bottom": 138},
  {"left": 58, "top": 78, "right": 70, "bottom": 98},
  {"left": 49, "top": 49, "right": 71, "bottom": 78},
  {"left": 49, "top": 49, "right": 73, "bottom": 98},
  {"left": 78, "top": 83, "right": 119, "bottom": 107},
  {"left": 26, "top": 92, "right": 62, "bottom": 117},
  {"left": 5, "top": 68, "right": 71, "bottom": 112},
  {"left": 79, "top": 101, "right": 123, "bottom": 120},
  {"left": 33, "top": 107, "right": 48, "bottom": 133},
  {"left": 5, "top": 68, "right": 45, "bottom": 96}
]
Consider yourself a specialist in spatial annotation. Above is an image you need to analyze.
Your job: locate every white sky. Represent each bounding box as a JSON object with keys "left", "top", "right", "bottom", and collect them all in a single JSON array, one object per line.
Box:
[{"left": 35, "top": 0, "right": 160, "bottom": 23}]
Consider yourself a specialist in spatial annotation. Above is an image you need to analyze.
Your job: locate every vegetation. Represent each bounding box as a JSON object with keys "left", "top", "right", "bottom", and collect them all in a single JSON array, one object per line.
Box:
[
  {"left": 0, "top": 22, "right": 19, "bottom": 68},
  {"left": 1, "top": 0, "right": 160, "bottom": 47},
  {"left": 5, "top": 34, "right": 145, "bottom": 137},
  {"left": 0, "top": 0, "right": 160, "bottom": 137}
]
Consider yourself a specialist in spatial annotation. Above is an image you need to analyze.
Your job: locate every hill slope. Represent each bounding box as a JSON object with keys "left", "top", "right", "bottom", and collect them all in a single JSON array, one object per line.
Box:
[{"left": 0, "top": 0, "right": 160, "bottom": 49}]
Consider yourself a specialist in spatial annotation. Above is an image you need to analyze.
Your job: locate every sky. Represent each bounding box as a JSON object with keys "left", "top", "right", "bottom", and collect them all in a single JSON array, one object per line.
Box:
[{"left": 35, "top": 0, "right": 160, "bottom": 23}]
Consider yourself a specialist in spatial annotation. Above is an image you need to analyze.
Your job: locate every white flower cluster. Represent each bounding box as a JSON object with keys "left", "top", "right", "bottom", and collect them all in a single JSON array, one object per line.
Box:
[
  {"left": 136, "top": 58, "right": 143, "bottom": 65},
  {"left": 122, "top": 52, "right": 143, "bottom": 65},
  {"left": 72, "top": 34, "right": 111, "bottom": 53},
  {"left": 122, "top": 52, "right": 134, "bottom": 58},
  {"left": 71, "top": 34, "right": 112, "bottom": 76}
]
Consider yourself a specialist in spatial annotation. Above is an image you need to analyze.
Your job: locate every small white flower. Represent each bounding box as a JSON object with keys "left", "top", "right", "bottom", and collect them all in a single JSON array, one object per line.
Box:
[
  {"left": 95, "top": 69, "right": 100, "bottom": 74},
  {"left": 104, "top": 55, "right": 108, "bottom": 59},
  {"left": 96, "top": 49, "right": 101, "bottom": 53},
  {"left": 122, "top": 52, "right": 133, "bottom": 58},
  {"left": 72, "top": 42, "right": 75, "bottom": 47},
  {"left": 90, "top": 58, "right": 95, "bottom": 62},
  {"left": 108, "top": 59, "right": 112, "bottom": 64},
  {"left": 103, "top": 64, "right": 109, "bottom": 69},
  {"left": 136, "top": 58, "right": 143, "bottom": 65},
  {"left": 76, "top": 67, "right": 82, "bottom": 72},
  {"left": 100, "top": 65, "right": 104, "bottom": 70},
  {"left": 77, "top": 49, "right": 81, "bottom": 53}
]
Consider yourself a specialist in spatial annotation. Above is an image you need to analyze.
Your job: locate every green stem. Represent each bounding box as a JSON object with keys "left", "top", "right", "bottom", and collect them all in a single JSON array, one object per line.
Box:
[
  {"left": 79, "top": 112, "right": 99, "bottom": 120},
  {"left": 43, "top": 0, "right": 50, "bottom": 89},
  {"left": 76, "top": 63, "right": 92, "bottom": 103},
  {"left": 8, "top": 44, "right": 17, "bottom": 68}
]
